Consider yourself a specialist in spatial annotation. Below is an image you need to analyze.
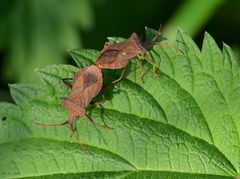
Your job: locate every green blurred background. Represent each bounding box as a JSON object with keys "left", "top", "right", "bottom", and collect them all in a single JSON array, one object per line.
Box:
[{"left": 0, "top": 0, "right": 239, "bottom": 102}]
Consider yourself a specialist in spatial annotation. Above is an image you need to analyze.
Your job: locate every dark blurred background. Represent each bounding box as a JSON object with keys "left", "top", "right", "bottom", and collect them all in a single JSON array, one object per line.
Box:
[{"left": 0, "top": 0, "right": 239, "bottom": 102}]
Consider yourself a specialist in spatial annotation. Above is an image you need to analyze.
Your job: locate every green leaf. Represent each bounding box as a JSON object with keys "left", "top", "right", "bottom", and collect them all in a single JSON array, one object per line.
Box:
[
  {"left": 68, "top": 49, "right": 98, "bottom": 68},
  {"left": 107, "top": 37, "right": 126, "bottom": 44},
  {"left": 107, "top": 27, "right": 167, "bottom": 45},
  {"left": 145, "top": 26, "right": 167, "bottom": 43},
  {"left": 107, "top": 27, "right": 167, "bottom": 47},
  {"left": 1, "top": 29, "right": 240, "bottom": 178}
]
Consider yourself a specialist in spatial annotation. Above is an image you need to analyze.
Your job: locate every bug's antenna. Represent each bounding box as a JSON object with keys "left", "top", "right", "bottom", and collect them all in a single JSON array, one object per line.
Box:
[{"left": 151, "top": 24, "right": 162, "bottom": 44}]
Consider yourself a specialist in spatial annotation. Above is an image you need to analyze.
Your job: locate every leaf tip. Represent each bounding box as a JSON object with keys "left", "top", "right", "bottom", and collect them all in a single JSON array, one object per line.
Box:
[
  {"left": 203, "top": 31, "right": 209, "bottom": 36},
  {"left": 202, "top": 31, "right": 221, "bottom": 53},
  {"left": 222, "top": 42, "right": 230, "bottom": 49},
  {"left": 222, "top": 42, "right": 238, "bottom": 64},
  {"left": 8, "top": 84, "right": 14, "bottom": 92},
  {"left": 67, "top": 49, "right": 77, "bottom": 59},
  {"left": 8, "top": 83, "right": 20, "bottom": 91},
  {"left": 67, "top": 48, "right": 77, "bottom": 56},
  {"left": 66, "top": 48, "right": 72, "bottom": 53},
  {"left": 176, "top": 28, "right": 184, "bottom": 34},
  {"left": 203, "top": 31, "right": 214, "bottom": 41},
  {"left": 175, "top": 28, "right": 190, "bottom": 42},
  {"left": 8, "top": 83, "right": 14, "bottom": 87},
  {"left": 34, "top": 67, "right": 41, "bottom": 73}
]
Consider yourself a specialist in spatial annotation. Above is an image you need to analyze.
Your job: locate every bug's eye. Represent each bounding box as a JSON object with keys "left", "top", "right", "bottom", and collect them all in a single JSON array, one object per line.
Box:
[{"left": 104, "top": 42, "right": 111, "bottom": 47}]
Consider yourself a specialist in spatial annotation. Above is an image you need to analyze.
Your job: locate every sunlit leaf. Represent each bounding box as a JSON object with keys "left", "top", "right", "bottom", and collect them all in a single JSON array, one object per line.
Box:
[{"left": 0, "top": 29, "right": 239, "bottom": 178}]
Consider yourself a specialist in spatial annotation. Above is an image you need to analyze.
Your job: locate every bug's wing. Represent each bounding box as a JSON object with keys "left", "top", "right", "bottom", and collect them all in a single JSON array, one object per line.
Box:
[
  {"left": 71, "top": 69, "right": 85, "bottom": 90},
  {"left": 96, "top": 49, "right": 127, "bottom": 69},
  {"left": 61, "top": 65, "right": 103, "bottom": 119},
  {"left": 96, "top": 34, "right": 145, "bottom": 69},
  {"left": 81, "top": 65, "right": 103, "bottom": 107},
  {"left": 67, "top": 86, "right": 84, "bottom": 106},
  {"left": 64, "top": 68, "right": 84, "bottom": 106},
  {"left": 67, "top": 65, "right": 102, "bottom": 107}
]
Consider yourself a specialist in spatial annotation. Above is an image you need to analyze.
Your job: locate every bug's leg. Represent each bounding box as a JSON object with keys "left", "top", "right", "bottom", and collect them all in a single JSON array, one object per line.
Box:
[
  {"left": 66, "top": 125, "right": 92, "bottom": 155},
  {"left": 85, "top": 114, "right": 112, "bottom": 130},
  {"left": 98, "top": 65, "right": 128, "bottom": 96},
  {"left": 90, "top": 99, "right": 105, "bottom": 105},
  {"left": 111, "top": 65, "right": 128, "bottom": 84},
  {"left": 100, "top": 124, "right": 113, "bottom": 130},
  {"left": 100, "top": 117, "right": 113, "bottom": 130},
  {"left": 135, "top": 58, "right": 145, "bottom": 83},
  {"left": 99, "top": 83, "right": 112, "bottom": 96},
  {"left": 61, "top": 78, "right": 73, "bottom": 88},
  {"left": 94, "top": 84, "right": 111, "bottom": 103},
  {"left": 140, "top": 54, "right": 159, "bottom": 76},
  {"left": 70, "top": 120, "right": 77, "bottom": 138},
  {"left": 60, "top": 97, "right": 67, "bottom": 100},
  {"left": 85, "top": 114, "right": 96, "bottom": 128},
  {"left": 151, "top": 24, "right": 162, "bottom": 43}
]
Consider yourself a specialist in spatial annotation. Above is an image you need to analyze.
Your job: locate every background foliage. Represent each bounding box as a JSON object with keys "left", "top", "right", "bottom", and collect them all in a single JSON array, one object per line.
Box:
[{"left": 0, "top": 0, "right": 240, "bottom": 101}]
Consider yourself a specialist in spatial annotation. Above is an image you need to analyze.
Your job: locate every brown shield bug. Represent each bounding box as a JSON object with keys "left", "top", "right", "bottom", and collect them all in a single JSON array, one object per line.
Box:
[
  {"left": 96, "top": 27, "right": 164, "bottom": 83},
  {"left": 32, "top": 65, "right": 103, "bottom": 154},
  {"left": 96, "top": 26, "right": 179, "bottom": 83}
]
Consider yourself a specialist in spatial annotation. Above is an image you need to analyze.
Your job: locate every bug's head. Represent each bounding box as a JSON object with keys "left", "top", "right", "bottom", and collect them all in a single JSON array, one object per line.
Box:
[
  {"left": 143, "top": 25, "right": 167, "bottom": 49},
  {"left": 130, "top": 32, "right": 147, "bottom": 53}
]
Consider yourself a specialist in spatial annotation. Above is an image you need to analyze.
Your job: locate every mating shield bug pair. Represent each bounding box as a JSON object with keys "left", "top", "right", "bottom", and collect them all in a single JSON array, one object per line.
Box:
[
  {"left": 33, "top": 26, "right": 170, "bottom": 153},
  {"left": 96, "top": 26, "right": 166, "bottom": 83}
]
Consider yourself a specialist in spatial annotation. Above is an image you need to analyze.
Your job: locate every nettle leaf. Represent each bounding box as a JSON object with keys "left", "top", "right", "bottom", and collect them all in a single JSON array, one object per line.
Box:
[
  {"left": 107, "top": 37, "right": 126, "bottom": 44},
  {"left": 145, "top": 26, "right": 167, "bottom": 43},
  {"left": 68, "top": 49, "right": 98, "bottom": 68},
  {"left": 0, "top": 29, "right": 240, "bottom": 178},
  {"left": 107, "top": 27, "right": 167, "bottom": 44}
]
